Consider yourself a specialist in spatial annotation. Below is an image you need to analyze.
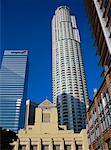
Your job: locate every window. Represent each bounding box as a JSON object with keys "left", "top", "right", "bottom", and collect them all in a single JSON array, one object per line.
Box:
[
  {"left": 77, "top": 145, "right": 82, "bottom": 150},
  {"left": 42, "top": 113, "right": 50, "bottom": 123},
  {"left": 53, "top": 145, "right": 60, "bottom": 150},
  {"left": 30, "top": 145, "right": 37, "bottom": 150},
  {"left": 65, "top": 145, "right": 71, "bottom": 150},
  {"left": 106, "top": 4, "right": 111, "bottom": 28},
  {"left": 42, "top": 145, "right": 49, "bottom": 150},
  {"left": 104, "top": 0, "right": 108, "bottom": 9},
  {"left": 108, "top": 140, "right": 111, "bottom": 149},
  {"left": 107, "top": 5, "right": 111, "bottom": 20},
  {"left": 106, "top": 92, "right": 110, "bottom": 102},
  {"left": 19, "top": 145, "right": 26, "bottom": 150}
]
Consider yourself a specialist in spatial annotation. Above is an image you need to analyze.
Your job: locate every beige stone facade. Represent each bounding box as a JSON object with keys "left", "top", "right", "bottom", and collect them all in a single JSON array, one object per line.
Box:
[{"left": 11, "top": 99, "right": 89, "bottom": 150}]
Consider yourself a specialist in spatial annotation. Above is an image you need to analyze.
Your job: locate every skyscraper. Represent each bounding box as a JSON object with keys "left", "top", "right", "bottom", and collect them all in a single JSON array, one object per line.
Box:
[
  {"left": 52, "top": 6, "right": 89, "bottom": 132},
  {"left": 85, "top": 0, "right": 111, "bottom": 73},
  {"left": 0, "top": 50, "right": 28, "bottom": 132},
  {"left": 85, "top": 1, "right": 111, "bottom": 149}
]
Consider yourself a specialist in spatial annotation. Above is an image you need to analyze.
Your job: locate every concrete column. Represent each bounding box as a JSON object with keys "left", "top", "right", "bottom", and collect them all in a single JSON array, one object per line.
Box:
[
  {"left": 49, "top": 138, "right": 53, "bottom": 150},
  {"left": 15, "top": 139, "right": 19, "bottom": 150},
  {"left": 61, "top": 138, "right": 65, "bottom": 150},
  {"left": 26, "top": 138, "right": 30, "bottom": 150},
  {"left": 38, "top": 138, "right": 42, "bottom": 150},
  {"left": 72, "top": 138, "right": 76, "bottom": 150}
]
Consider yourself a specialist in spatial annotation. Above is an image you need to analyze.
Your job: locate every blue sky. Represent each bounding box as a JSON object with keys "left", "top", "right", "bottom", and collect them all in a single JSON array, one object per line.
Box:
[{"left": 1, "top": 0, "right": 103, "bottom": 104}]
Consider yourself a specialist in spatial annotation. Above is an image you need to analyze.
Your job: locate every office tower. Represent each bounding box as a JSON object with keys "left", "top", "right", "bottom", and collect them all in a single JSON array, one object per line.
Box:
[
  {"left": 52, "top": 6, "right": 89, "bottom": 132},
  {"left": 11, "top": 99, "right": 89, "bottom": 150},
  {"left": 85, "top": 0, "right": 111, "bottom": 73},
  {"left": 0, "top": 50, "right": 28, "bottom": 132},
  {"left": 25, "top": 99, "right": 37, "bottom": 127},
  {"left": 85, "top": 1, "right": 111, "bottom": 149}
]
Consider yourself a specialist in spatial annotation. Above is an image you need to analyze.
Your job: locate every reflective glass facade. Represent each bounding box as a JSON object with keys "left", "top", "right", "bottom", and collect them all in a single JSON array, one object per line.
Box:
[{"left": 0, "top": 50, "right": 28, "bottom": 132}]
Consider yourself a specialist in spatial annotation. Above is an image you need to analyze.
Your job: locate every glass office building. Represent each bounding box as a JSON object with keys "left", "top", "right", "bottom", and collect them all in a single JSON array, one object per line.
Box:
[{"left": 0, "top": 50, "right": 28, "bottom": 132}]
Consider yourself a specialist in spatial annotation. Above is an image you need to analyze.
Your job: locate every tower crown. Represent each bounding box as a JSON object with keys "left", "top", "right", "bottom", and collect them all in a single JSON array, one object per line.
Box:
[{"left": 57, "top": 5, "right": 70, "bottom": 10}]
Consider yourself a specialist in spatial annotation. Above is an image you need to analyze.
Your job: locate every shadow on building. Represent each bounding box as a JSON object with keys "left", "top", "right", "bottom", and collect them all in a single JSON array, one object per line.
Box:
[{"left": 57, "top": 93, "right": 87, "bottom": 133}]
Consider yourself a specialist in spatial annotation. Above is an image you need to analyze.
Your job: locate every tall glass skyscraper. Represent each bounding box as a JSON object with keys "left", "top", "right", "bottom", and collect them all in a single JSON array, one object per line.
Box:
[
  {"left": 52, "top": 6, "right": 89, "bottom": 132},
  {"left": 0, "top": 50, "right": 28, "bottom": 132}
]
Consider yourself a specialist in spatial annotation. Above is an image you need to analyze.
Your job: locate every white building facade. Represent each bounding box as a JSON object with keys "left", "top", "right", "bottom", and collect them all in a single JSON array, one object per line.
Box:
[{"left": 52, "top": 6, "right": 89, "bottom": 132}]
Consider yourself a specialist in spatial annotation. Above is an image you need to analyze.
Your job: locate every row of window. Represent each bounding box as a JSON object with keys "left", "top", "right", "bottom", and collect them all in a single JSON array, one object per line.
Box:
[
  {"left": 17, "top": 144, "right": 82, "bottom": 150},
  {"left": 98, "top": 0, "right": 111, "bottom": 37},
  {"left": 87, "top": 91, "right": 111, "bottom": 143}
]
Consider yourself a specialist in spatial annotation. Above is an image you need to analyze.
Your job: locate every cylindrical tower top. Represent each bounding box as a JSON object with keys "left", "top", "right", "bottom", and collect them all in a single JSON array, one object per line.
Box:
[
  {"left": 53, "top": 5, "right": 71, "bottom": 24},
  {"left": 55, "top": 5, "right": 70, "bottom": 14}
]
